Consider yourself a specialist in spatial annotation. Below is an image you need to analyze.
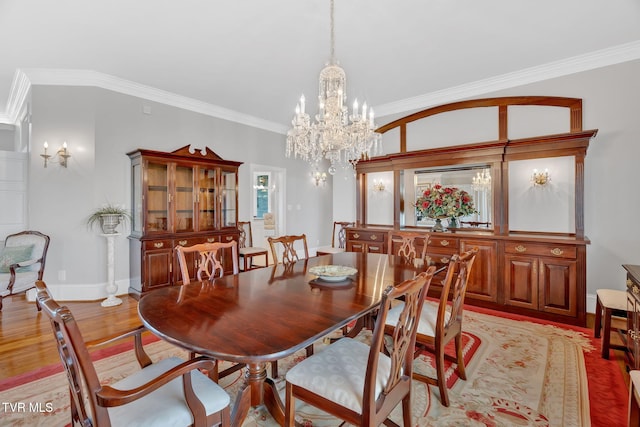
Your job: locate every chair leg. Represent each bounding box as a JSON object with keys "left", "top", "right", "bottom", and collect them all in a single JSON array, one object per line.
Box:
[
  {"left": 401, "top": 393, "right": 412, "bottom": 426},
  {"left": 435, "top": 340, "right": 450, "bottom": 407},
  {"left": 454, "top": 332, "right": 466, "bottom": 381},
  {"left": 271, "top": 361, "right": 278, "bottom": 379},
  {"left": 594, "top": 295, "right": 603, "bottom": 338},
  {"left": 284, "top": 382, "right": 295, "bottom": 427},
  {"left": 602, "top": 307, "right": 613, "bottom": 359}
]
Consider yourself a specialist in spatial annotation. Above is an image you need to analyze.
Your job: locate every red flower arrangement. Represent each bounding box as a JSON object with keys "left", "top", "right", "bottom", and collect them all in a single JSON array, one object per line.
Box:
[{"left": 415, "top": 184, "right": 477, "bottom": 219}]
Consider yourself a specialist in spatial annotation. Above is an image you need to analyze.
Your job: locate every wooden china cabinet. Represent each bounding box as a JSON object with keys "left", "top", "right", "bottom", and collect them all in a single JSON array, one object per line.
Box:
[
  {"left": 128, "top": 145, "right": 242, "bottom": 296},
  {"left": 348, "top": 96, "right": 596, "bottom": 326}
]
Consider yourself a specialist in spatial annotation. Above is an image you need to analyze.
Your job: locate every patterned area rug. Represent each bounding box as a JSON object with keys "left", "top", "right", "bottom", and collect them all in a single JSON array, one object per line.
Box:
[{"left": 0, "top": 305, "right": 594, "bottom": 426}]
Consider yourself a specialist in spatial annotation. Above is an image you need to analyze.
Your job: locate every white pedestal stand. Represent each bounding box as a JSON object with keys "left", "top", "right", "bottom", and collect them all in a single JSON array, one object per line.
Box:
[{"left": 101, "top": 233, "right": 122, "bottom": 307}]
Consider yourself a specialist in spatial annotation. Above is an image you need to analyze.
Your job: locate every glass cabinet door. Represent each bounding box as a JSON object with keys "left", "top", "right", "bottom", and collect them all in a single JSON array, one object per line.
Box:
[
  {"left": 146, "top": 161, "right": 169, "bottom": 233},
  {"left": 174, "top": 165, "right": 194, "bottom": 233},
  {"left": 198, "top": 166, "right": 217, "bottom": 231},
  {"left": 220, "top": 169, "right": 237, "bottom": 228},
  {"left": 132, "top": 162, "right": 142, "bottom": 234}
]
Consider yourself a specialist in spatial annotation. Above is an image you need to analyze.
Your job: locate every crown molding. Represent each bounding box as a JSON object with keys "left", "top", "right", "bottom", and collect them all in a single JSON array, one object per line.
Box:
[
  {"left": 3, "top": 68, "right": 289, "bottom": 134},
  {"left": 3, "top": 40, "right": 640, "bottom": 129},
  {"left": 375, "top": 40, "right": 640, "bottom": 118},
  {"left": 1, "top": 69, "right": 31, "bottom": 125}
]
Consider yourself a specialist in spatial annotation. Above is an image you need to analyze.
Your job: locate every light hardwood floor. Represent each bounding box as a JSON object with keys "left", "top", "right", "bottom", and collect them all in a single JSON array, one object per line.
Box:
[{"left": 0, "top": 293, "right": 145, "bottom": 379}]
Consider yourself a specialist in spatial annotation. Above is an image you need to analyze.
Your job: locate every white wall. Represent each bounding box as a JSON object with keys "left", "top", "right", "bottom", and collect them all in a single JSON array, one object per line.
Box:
[{"left": 25, "top": 86, "right": 333, "bottom": 300}]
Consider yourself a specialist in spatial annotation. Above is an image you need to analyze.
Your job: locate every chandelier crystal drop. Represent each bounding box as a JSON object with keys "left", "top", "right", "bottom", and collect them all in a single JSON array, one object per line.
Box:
[{"left": 286, "top": 0, "right": 382, "bottom": 175}]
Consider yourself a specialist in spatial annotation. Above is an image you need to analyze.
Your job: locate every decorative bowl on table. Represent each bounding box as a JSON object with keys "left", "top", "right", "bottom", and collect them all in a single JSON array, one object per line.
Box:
[{"left": 309, "top": 265, "right": 357, "bottom": 282}]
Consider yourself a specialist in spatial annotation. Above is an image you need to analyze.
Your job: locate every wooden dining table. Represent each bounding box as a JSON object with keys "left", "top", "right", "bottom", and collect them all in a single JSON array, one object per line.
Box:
[{"left": 137, "top": 251, "right": 430, "bottom": 426}]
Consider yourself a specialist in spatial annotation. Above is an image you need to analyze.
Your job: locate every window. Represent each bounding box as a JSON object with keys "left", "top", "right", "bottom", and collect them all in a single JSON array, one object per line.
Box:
[{"left": 253, "top": 172, "right": 273, "bottom": 219}]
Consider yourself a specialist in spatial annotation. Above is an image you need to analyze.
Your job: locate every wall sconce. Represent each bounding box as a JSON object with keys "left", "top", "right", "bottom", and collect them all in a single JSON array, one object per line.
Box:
[
  {"left": 531, "top": 168, "right": 550, "bottom": 187},
  {"left": 41, "top": 141, "right": 71, "bottom": 168},
  {"left": 312, "top": 171, "right": 327, "bottom": 187},
  {"left": 372, "top": 179, "right": 385, "bottom": 192}
]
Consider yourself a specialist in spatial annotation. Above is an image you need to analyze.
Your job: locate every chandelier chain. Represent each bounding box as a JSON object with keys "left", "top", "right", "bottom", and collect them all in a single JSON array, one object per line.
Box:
[{"left": 330, "top": 0, "right": 335, "bottom": 63}]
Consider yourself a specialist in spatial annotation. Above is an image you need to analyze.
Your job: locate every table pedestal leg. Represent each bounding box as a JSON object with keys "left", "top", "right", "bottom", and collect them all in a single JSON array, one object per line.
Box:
[
  {"left": 230, "top": 362, "right": 287, "bottom": 426},
  {"left": 231, "top": 362, "right": 271, "bottom": 426}
]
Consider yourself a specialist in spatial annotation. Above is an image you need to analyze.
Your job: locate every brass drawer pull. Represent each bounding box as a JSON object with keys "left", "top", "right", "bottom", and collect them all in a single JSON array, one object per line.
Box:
[
  {"left": 369, "top": 246, "right": 379, "bottom": 251},
  {"left": 515, "top": 245, "right": 526, "bottom": 253},
  {"left": 178, "top": 240, "right": 187, "bottom": 246},
  {"left": 440, "top": 257, "right": 450, "bottom": 263},
  {"left": 353, "top": 233, "right": 360, "bottom": 239},
  {"left": 370, "top": 235, "right": 378, "bottom": 241},
  {"left": 440, "top": 240, "right": 449, "bottom": 247},
  {"left": 550, "top": 248, "right": 563, "bottom": 256},
  {"left": 207, "top": 237, "right": 216, "bottom": 243},
  {"left": 225, "top": 236, "right": 233, "bottom": 241},
  {"left": 154, "top": 242, "right": 164, "bottom": 248}
]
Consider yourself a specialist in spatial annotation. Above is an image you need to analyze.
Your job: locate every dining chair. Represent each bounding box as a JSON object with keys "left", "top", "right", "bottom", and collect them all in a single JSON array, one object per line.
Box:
[
  {"left": 386, "top": 247, "right": 478, "bottom": 407},
  {"left": 0, "top": 230, "right": 50, "bottom": 311},
  {"left": 35, "top": 280, "right": 231, "bottom": 427},
  {"left": 175, "top": 241, "right": 244, "bottom": 381},
  {"left": 175, "top": 240, "right": 239, "bottom": 285},
  {"left": 268, "top": 234, "right": 309, "bottom": 264},
  {"left": 285, "top": 267, "right": 436, "bottom": 426},
  {"left": 316, "top": 221, "right": 354, "bottom": 256},
  {"left": 237, "top": 221, "right": 269, "bottom": 270},
  {"left": 387, "top": 230, "right": 430, "bottom": 264}
]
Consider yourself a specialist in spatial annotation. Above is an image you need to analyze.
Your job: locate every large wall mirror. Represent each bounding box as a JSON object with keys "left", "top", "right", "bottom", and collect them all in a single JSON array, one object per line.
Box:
[{"left": 401, "top": 165, "right": 493, "bottom": 228}]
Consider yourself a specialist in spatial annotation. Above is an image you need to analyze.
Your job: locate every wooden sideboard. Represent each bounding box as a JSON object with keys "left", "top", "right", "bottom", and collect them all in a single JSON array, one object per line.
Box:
[
  {"left": 347, "top": 226, "right": 587, "bottom": 325},
  {"left": 348, "top": 96, "right": 597, "bottom": 326}
]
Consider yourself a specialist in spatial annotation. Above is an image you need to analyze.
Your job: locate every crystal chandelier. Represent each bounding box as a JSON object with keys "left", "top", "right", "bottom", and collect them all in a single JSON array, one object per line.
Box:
[
  {"left": 286, "top": 0, "right": 382, "bottom": 175},
  {"left": 472, "top": 169, "right": 492, "bottom": 192}
]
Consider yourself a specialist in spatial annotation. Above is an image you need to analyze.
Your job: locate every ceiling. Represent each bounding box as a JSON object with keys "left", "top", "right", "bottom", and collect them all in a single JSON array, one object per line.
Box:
[{"left": 1, "top": 0, "right": 640, "bottom": 132}]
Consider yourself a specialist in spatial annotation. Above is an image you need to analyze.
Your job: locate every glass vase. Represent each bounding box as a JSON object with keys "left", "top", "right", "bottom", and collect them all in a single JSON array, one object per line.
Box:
[{"left": 449, "top": 217, "right": 458, "bottom": 228}]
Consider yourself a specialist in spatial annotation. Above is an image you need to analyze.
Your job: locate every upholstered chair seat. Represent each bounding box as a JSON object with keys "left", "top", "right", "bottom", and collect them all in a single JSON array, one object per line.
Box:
[
  {"left": 387, "top": 301, "right": 451, "bottom": 338},
  {"left": 107, "top": 356, "right": 230, "bottom": 425},
  {"left": 285, "top": 338, "right": 391, "bottom": 414}
]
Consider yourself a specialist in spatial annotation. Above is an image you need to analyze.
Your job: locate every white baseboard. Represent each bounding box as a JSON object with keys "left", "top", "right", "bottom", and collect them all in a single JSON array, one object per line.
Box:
[{"left": 38, "top": 279, "right": 130, "bottom": 302}]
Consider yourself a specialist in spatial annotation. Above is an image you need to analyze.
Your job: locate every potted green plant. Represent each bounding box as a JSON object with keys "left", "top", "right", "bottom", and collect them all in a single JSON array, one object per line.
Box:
[{"left": 87, "top": 203, "right": 132, "bottom": 234}]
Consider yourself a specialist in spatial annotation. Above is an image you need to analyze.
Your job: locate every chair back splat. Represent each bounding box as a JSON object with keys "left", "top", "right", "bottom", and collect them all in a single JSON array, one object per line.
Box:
[
  {"left": 268, "top": 234, "right": 309, "bottom": 264},
  {"left": 387, "top": 230, "right": 430, "bottom": 264},
  {"left": 175, "top": 241, "right": 238, "bottom": 285},
  {"left": 36, "top": 280, "right": 231, "bottom": 427},
  {"left": 284, "top": 267, "right": 436, "bottom": 426}
]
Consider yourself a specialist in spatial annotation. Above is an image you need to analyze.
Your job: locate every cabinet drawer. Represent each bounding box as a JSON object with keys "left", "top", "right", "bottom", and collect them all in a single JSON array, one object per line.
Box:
[
  {"left": 347, "top": 230, "right": 385, "bottom": 243},
  {"left": 504, "top": 242, "right": 576, "bottom": 259},
  {"left": 428, "top": 236, "right": 458, "bottom": 250},
  {"left": 143, "top": 239, "right": 173, "bottom": 251}
]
